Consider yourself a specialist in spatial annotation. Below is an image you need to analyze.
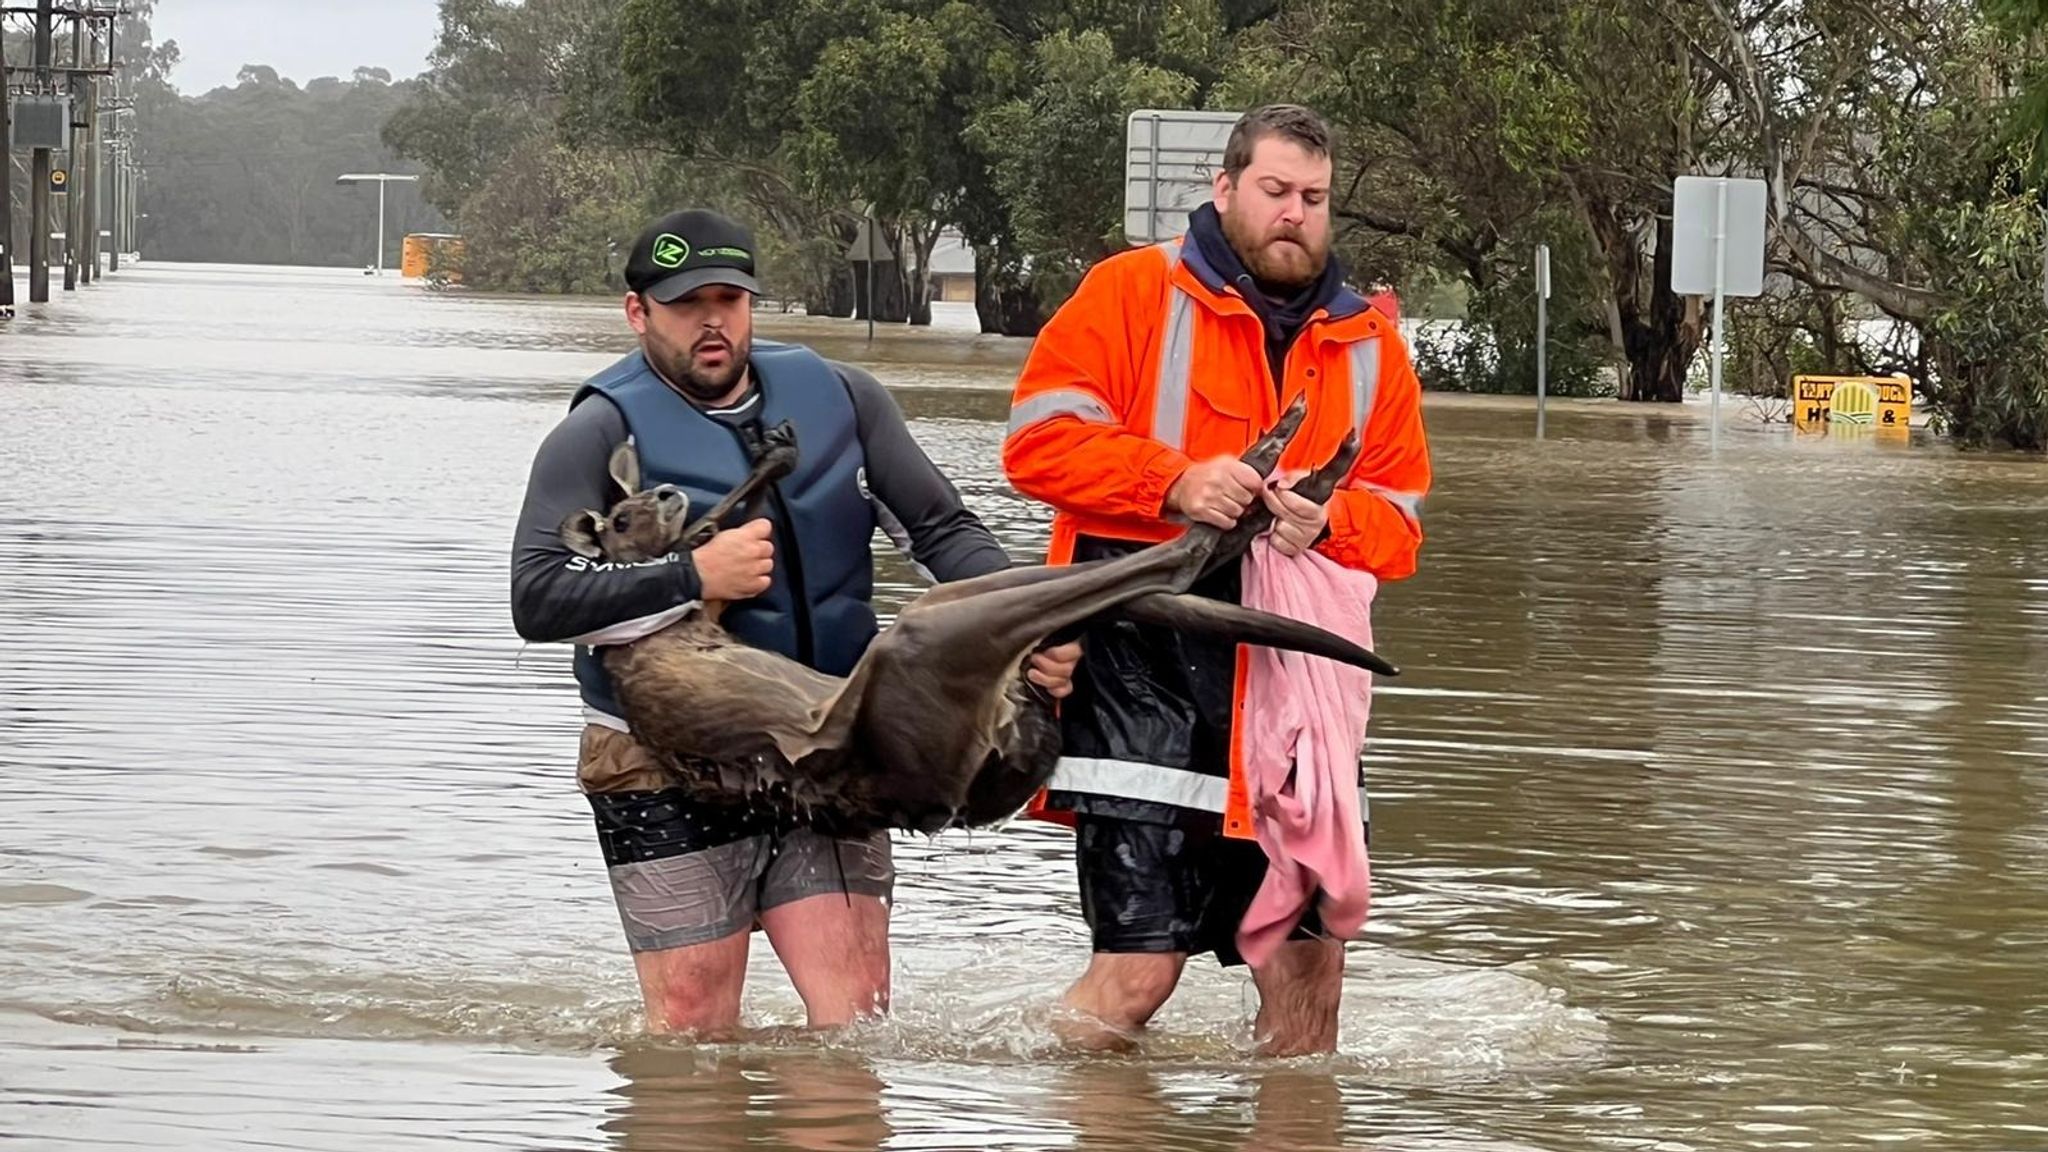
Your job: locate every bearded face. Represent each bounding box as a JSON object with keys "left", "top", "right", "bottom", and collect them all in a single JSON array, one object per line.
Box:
[
  {"left": 1214, "top": 136, "right": 1334, "bottom": 291},
  {"left": 626, "top": 283, "right": 755, "bottom": 405}
]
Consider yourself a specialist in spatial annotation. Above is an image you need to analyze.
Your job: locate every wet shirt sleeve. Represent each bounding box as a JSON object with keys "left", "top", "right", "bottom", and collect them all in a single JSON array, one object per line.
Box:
[
  {"left": 508, "top": 395, "right": 705, "bottom": 645},
  {"left": 836, "top": 362, "right": 1015, "bottom": 583}
]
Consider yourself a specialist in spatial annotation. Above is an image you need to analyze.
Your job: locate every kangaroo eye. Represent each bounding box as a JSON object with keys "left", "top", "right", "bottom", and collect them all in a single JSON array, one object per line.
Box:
[{"left": 613, "top": 514, "right": 630, "bottom": 531}]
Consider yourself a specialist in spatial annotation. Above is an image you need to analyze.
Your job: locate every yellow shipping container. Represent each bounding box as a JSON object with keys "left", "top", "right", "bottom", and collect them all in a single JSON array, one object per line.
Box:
[{"left": 402, "top": 233, "right": 466, "bottom": 283}]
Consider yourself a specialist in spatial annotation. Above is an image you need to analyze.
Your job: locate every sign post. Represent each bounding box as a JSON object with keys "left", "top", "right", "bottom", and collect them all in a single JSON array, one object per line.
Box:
[
  {"left": 1535, "top": 243, "right": 1551, "bottom": 439},
  {"left": 845, "top": 207, "right": 894, "bottom": 342},
  {"left": 1671, "top": 175, "right": 1767, "bottom": 450}
]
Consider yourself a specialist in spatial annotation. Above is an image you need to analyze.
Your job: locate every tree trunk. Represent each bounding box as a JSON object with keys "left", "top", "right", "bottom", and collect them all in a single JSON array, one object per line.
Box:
[
  {"left": 1585, "top": 191, "right": 1701, "bottom": 402},
  {"left": 806, "top": 265, "right": 855, "bottom": 318},
  {"left": 903, "top": 219, "right": 941, "bottom": 327},
  {"left": 973, "top": 244, "right": 1048, "bottom": 336},
  {"left": 1619, "top": 213, "right": 1703, "bottom": 401},
  {"left": 853, "top": 258, "right": 908, "bottom": 323}
]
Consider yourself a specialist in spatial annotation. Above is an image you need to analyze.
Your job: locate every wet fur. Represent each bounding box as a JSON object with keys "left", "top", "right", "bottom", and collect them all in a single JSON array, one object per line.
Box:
[{"left": 558, "top": 398, "right": 1400, "bottom": 835}]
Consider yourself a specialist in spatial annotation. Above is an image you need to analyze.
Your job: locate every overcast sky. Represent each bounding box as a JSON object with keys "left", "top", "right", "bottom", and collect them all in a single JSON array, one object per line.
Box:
[{"left": 152, "top": 0, "right": 443, "bottom": 93}]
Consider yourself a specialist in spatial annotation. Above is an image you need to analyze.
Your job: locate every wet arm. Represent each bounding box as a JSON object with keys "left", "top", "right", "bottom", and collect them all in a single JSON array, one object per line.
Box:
[{"left": 838, "top": 362, "right": 1014, "bottom": 583}]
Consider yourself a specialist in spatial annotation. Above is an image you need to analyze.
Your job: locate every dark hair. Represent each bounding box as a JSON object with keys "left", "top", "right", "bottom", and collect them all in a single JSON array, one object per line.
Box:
[{"left": 1221, "top": 104, "right": 1334, "bottom": 179}]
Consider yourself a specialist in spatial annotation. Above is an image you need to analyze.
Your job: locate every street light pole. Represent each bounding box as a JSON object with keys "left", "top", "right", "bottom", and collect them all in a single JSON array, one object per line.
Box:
[{"left": 334, "top": 172, "right": 419, "bottom": 275}]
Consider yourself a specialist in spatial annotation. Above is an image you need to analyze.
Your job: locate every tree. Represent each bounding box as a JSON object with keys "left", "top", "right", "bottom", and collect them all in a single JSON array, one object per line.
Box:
[
  {"left": 136, "top": 69, "right": 447, "bottom": 265},
  {"left": 1676, "top": 0, "right": 2048, "bottom": 447},
  {"left": 384, "top": 0, "right": 661, "bottom": 294}
]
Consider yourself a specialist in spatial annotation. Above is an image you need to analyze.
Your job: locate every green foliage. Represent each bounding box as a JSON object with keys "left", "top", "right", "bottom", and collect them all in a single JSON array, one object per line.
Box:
[
  {"left": 383, "top": 0, "right": 675, "bottom": 295},
  {"left": 354, "top": 0, "right": 2048, "bottom": 445},
  {"left": 967, "top": 28, "right": 1196, "bottom": 263},
  {"left": 1920, "top": 185, "right": 2048, "bottom": 450},
  {"left": 1411, "top": 298, "right": 1612, "bottom": 399},
  {"left": 1716, "top": 293, "right": 1844, "bottom": 403},
  {"left": 136, "top": 70, "right": 447, "bottom": 266}
]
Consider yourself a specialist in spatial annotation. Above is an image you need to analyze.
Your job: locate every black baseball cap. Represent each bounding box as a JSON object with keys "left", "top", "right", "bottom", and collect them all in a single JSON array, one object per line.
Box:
[{"left": 624, "top": 208, "right": 761, "bottom": 302}]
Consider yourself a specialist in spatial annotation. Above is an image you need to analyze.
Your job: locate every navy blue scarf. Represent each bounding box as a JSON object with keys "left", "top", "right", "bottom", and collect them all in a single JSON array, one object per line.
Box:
[{"left": 1186, "top": 202, "right": 1346, "bottom": 388}]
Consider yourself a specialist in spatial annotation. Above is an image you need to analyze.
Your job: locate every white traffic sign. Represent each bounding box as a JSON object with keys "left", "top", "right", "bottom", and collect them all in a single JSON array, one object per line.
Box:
[
  {"left": 1671, "top": 175, "right": 1768, "bottom": 450},
  {"left": 1124, "top": 109, "right": 1241, "bottom": 246},
  {"left": 1671, "top": 175, "right": 1766, "bottom": 298}
]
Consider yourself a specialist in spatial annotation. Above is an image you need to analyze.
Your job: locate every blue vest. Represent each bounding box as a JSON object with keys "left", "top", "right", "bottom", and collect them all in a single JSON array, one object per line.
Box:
[{"left": 569, "top": 341, "right": 879, "bottom": 720}]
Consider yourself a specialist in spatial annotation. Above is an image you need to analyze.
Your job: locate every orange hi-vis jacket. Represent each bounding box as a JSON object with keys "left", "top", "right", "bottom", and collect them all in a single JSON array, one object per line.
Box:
[{"left": 1001, "top": 235, "right": 1432, "bottom": 840}]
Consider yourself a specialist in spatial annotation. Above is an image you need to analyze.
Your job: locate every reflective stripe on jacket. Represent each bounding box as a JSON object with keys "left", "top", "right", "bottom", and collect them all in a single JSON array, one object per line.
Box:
[{"left": 1001, "top": 236, "right": 1431, "bottom": 838}]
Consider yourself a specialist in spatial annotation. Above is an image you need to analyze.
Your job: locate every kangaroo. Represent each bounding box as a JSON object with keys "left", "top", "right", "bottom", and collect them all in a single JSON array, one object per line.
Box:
[{"left": 556, "top": 394, "right": 1398, "bottom": 835}]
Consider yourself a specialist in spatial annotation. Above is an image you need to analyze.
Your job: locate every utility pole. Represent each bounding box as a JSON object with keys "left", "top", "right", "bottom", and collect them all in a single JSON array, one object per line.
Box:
[
  {"left": 63, "top": 10, "right": 82, "bottom": 290},
  {"left": 106, "top": 7, "right": 121, "bottom": 276},
  {"left": 126, "top": 158, "right": 138, "bottom": 255},
  {"left": 30, "top": 0, "right": 56, "bottom": 303},
  {"left": 77, "top": 13, "right": 95, "bottom": 285},
  {"left": 106, "top": 139, "right": 120, "bottom": 271},
  {"left": 1, "top": 12, "right": 16, "bottom": 314},
  {"left": 3, "top": 2, "right": 128, "bottom": 294},
  {"left": 108, "top": 134, "right": 123, "bottom": 269},
  {"left": 80, "top": 69, "right": 95, "bottom": 283}
]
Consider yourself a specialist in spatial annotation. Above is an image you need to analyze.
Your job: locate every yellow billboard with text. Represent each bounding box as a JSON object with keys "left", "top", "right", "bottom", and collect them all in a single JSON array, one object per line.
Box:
[{"left": 1792, "top": 375, "right": 1911, "bottom": 437}]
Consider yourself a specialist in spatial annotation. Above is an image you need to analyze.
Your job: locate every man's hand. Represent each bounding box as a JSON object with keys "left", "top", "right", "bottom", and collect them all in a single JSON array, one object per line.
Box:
[
  {"left": 693, "top": 519, "right": 775, "bottom": 601},
  {"left": 1165, "top": 456, "right": 1265, "bottom": 529},
  {"left": 1027, "top": 639, "right": 1083, "bottom": 699},
  {"left": 1262, "top": 477, "right": 1329, "bottom": 557}
]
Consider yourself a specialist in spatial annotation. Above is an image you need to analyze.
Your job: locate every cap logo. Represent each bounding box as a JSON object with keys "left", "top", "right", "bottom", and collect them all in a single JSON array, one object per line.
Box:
[{"left": 651, "top": 234, "right": 691, "bottom": 269}]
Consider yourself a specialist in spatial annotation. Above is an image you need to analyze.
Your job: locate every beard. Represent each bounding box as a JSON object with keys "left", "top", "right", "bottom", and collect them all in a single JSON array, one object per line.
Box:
[
  {"left": 1221, "top": 205, "right": 1329, "bottom": 291},
  {"left": 653, "top": 331, "right": 750, "bottom": 403}
]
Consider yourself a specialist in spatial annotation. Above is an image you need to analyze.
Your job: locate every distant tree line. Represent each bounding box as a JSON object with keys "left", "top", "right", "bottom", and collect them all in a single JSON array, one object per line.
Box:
[
  {"left": 22, "top": 2, "right": 454, "bottom": 270},
  {"left": 133, "top": 61, "right": 450, "bottom": 268},
  {"left": 55, "top": 0, "right": 2046, "bottom": 448},
  {"left": 371, "top": 0, "right": 2048, "bottom": 448}
]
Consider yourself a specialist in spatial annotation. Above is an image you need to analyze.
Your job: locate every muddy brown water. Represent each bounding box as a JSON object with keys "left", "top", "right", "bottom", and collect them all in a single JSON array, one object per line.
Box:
[{"left": 3, "top": 262, "right": 2046, "bottom": 1151}]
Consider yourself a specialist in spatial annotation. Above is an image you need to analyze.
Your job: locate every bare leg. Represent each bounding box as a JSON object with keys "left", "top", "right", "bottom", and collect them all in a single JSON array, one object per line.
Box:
[
  {"left": 1250, "top": 938, "right": 1346, "bottom": 1057},
  {"left": 760, "top": 892, "right": 892, "bottom": 1028},
  {"left": 1054, "top": 953, "right": 1187, "bottom": 1052},
  {"left": 630, "top": 930, "right": 752, "bottom": 1039}
]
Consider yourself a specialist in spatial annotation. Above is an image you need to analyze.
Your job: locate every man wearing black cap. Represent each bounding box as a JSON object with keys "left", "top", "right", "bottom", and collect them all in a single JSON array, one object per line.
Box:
[{"left": 509, "top": 208, "right": 1082, "bottom": 1036}]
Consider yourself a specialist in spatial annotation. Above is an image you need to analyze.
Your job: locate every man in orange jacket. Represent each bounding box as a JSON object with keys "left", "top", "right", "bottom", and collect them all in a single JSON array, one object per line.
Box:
[{"left": 1002, "top": 104, "right": 1431, "bottom": 1056}]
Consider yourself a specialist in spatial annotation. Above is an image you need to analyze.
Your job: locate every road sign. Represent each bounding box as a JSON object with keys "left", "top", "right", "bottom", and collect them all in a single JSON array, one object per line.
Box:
[
  {"left": 7, "top": 95, "right": 71, "bottom": 150},
  {"left": 1672, "top": 175, "right": 1769, "bottom": 450},
  {"left": 1792, "top": 375, "right": 1911, "bottom": 436},
  {"left": 845, "top": 214, "right": 893, "bottom": 263},
  {"left": 1671, "top": 176, "right": 1767, "bottom": 297},
  {"left": 1124, "top": 108, "right": 1241, "bottom": 245},
  {"left": 50, "top": 168, "right": 68, "bottom": 194}
]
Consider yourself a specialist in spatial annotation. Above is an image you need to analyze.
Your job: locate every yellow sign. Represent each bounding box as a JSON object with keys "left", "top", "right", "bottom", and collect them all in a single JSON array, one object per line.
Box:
[
  {"left": 1792, "top": 375, "right": 1911, "bottom": 436},
  {"left": 50, "top": 168, "right": 67, "bottom": 192}
]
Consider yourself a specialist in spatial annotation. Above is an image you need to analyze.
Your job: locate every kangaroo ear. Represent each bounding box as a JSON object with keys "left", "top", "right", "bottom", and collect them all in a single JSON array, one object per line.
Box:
[
  {"left": 559, "top": 509, "right": 605, "bottom": 559},
  {"left": 608, "top": 440, "right": 642, "bottom": 496}
]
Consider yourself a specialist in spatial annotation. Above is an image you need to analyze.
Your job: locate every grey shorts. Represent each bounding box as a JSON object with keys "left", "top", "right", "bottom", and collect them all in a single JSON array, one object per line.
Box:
[
  {"left": 576, "top": 724, "right": 894, "bottom": 953},
  {"left": 586, "top": 787, "right": 895, "bottom": 953}
]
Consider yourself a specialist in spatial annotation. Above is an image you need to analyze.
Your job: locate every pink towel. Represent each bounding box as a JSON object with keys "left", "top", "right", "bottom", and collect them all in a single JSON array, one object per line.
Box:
[{"left": 1234, "top": 533, "right": 1379, "bottom": 970}]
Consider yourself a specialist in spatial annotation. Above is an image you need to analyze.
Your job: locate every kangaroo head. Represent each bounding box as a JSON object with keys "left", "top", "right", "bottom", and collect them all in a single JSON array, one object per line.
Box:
[{"left": 558, "top": 441, "right": 693, "bottom": 563}]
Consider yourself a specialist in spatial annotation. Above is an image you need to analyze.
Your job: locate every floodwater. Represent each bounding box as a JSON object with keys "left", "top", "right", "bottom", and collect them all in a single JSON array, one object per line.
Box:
[{"left": 3, "top": 262, "right": 2046, "bottom": 1151}]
